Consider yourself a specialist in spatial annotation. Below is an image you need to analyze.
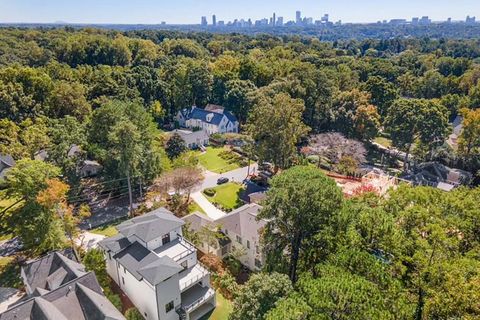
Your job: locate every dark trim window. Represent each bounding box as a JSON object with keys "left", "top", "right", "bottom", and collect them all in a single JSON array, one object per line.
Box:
[
  {"left": 122, "top": 277, "right": 125, "bottom": 285},
  {"left": 162, "top": 233, "right": 171, "bottom": 245},
  {"left": 255, "top": 246, "right": 260, "bottom": 254},
  {"left": 246, "top": 240, "right": 250, "bottom": 249},
  {"left": 165, "top": 301, "right": 174, "bottom": 313},
  {"left": 236, "top": 235, "right": 242, "bottom": 244}
]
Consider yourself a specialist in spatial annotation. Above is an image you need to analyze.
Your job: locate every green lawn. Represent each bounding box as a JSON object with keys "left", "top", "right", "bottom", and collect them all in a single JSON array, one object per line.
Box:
[
  {"left": 203, "top": 183, "right": 244, "bottom": 211},
  {"left": 188, "top": 201, "right": 206, "bottom": 215},
  {"left": 200, "top": 292, "right": 233, "bottom": 320},
  {"left": 90, "top": 221, "right": 122, "bottom": 237},
  {"left": 374, "top": 137, "right": 393, "bottom": 148},
  {"left": 197, "top": 147, "right": 241, "bottom": 174}
]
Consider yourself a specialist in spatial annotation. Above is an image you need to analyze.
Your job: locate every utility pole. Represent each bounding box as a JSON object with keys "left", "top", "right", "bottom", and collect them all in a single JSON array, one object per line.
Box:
[{"left": 126, "top": 170, "right": 133, "bottom": 216}]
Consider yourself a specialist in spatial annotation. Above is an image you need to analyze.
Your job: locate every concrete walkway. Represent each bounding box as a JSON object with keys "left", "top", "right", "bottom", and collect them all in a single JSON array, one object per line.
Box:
[
  {"left": 191, "top": 163, "right": 258, "bottom": 220},
  {"left": 191, "top": 192, "right": 226, "bottom": 220},
  {"left": 75, "top": 231, "right": 106, "bottom": 251}
]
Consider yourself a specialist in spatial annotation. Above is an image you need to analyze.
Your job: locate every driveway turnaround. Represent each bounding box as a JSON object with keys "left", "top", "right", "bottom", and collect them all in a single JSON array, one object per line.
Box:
[{"left": 191, "top": 163, "right": 258, "bottom": 220}]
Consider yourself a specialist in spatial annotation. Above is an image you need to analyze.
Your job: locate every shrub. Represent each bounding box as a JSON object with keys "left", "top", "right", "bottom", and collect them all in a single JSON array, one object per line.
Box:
[
  {"left": 107, "top": 293, "right": 123, "bottom": 311},
  {"left": 204, "top": 188, "right": 216, "bottom": 197},
  {"left": 125, "top": 308, "right": 144, "bottom": 320},
  {"left": 215, "top": 272, "right": 239, "bottom": 300}
]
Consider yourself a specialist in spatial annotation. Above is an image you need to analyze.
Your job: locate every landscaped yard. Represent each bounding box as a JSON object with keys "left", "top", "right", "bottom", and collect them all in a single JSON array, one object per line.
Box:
[
  {"left": 188, "top": 201, "right": 206, "bottom": 215},
  {"left": 197, "top": 147, "right": 242, "bottom": 174},
  {"left": 203, "top": 183, "right": 244, "bottom": 211},
  {"left": 200, "top": 292, "right": 233, "bottom": 320}
]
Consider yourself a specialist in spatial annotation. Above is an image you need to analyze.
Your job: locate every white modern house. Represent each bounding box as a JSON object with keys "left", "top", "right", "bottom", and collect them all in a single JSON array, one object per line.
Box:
[
  {"left": 169, "top": 129, "right": 210, "bottom": 149},
  {"left": 183, "top": 204, "right": 266, "bottom": 271},
  {"left": 98, "top": 208, "right": 215, "bottom": 320},
  {"left": 176, "top": 106, "right": 239, "bottom": 135}
]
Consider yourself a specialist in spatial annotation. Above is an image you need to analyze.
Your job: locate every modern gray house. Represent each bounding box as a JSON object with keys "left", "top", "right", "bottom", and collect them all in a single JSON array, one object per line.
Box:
[{"left": 99, "top": 208, "right": 215, "bottom": 320}]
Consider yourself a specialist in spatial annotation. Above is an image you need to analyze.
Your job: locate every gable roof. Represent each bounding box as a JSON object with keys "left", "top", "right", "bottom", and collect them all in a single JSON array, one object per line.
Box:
[
  {"left": 189, "top": 107, "right": 225, "bottom": 126},
  {"left": 1, "top": 273, "right": 125, "bottom": 320},
  {"left": 116, "top": 207, "right": 185, "bottom": 243},
  {"left": 21, "top": 249, "right": 86, "bottom": 295},
  {"left": 113, "top": 241, "right": 182, "bottom": 285},
  {"left": 216, "top": 204, "right": 266, "bottom": 241}
]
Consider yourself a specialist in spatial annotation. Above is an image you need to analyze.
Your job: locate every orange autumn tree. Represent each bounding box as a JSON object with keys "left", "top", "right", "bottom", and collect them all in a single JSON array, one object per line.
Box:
[{"left": 37, "top": 178, "right": 88, "bottom": 252}]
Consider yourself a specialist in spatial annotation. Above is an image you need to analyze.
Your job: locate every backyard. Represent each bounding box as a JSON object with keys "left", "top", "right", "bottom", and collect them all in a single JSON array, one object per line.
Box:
[
  {"left": 200, "top": 292, "right": 232, "bottom": 320},
  {"left": 203, "top": 183, "right": 244, "bottom": 211},
  {"left": 197, "top": 147, "right": 244, "bottom": 174}
]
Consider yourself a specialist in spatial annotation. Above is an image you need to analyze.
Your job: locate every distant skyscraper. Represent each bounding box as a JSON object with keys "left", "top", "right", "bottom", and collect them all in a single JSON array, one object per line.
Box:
[
  {"left": 273, "top": 13, "right": 276, "bottom": 26},
  {"left": 277, "top": 16, "right": 284, "bottom": 26},
  {"left": 201, "top": 16, "right": 208, "bottom": 26},
  {"left": 412, "top": 17, "right": 419, "bottom": 25},
  {"left": 218, "top": 20, "right": 225, "bottom": 27},
  {"left": 419, "top": 16, "right": 431, "bottom": 25},
  {"left": 466, "top": 15, "right": 476, "bottom": 25},
  {"left": 212, "top": 14, "right": 217, "bottom": 27},
  {"left": 296, "top": 11, "right": 302, "bottom": 24}
]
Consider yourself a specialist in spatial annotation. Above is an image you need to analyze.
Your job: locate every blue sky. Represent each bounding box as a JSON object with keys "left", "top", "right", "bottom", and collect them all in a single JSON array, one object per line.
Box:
[{"left": 0, "top": 0, "right": 478, "bottom": 24}]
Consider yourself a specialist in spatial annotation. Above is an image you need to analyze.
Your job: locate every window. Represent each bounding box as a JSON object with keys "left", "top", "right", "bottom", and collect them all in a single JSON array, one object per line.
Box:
[
  {"left": 162, "top": 233, "right": 171, "bottom": 245},
  {"left": 236, "top": 235, "right": 242, "bottom": 244},
  {"left": 144, "top": 312, "right": 147, "bottom": 318},
  {"left": 122, "top": 277, "right": 125, "bottom": 285},
  {"left": 255, "top": 246, "right": 260, "bottom": 254},
  {"left": 108, "top": 252, "right": 111, "bottom": 260},
  {"left": 123, "top": 266, "right": 126, "bottom": 273},
  {"left": 181, "top": 260, "right": 188, "bottom": 270},
  {"left": 225, "top": 229, "right": 228, "bottom": 235},
  {"left": 246, "top": 240, "right": 250, "bottom": 249},
  {"left": 165, "top": 301, "right": 174, "bottom": 313},
  {"left": 255, "top": 259, "right": 262, "bottom": 268}
]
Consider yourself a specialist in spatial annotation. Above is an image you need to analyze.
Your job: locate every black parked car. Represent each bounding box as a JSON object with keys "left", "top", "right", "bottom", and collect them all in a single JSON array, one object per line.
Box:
[{"left": 217, "top": 177, "right": 229, "bottom": 185}]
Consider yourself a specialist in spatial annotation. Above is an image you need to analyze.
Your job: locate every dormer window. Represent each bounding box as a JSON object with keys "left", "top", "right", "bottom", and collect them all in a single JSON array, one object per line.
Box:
[
  {"left": 162, "top": 233, "right": 171, "bottom": 245},
  {"left": 206, "top": 113, "right": 214, "bottom": 122}
]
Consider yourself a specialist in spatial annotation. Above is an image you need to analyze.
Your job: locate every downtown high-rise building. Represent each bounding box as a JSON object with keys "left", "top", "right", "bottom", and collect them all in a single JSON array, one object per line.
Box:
[
  {"left": 296, "top": 11, "right": 302, "bottom": 24},
  {"left": 201, "top": 16, "right": 208, "bottom": 26},
  {"left": 212, "top": 14, "right": 217, "bottom": 26},
  {"left": 277, "top": 16, "right": 284, "bottom": 26},
  {"left": 272, "top": 13, "right": 276, "bottom": 26}
]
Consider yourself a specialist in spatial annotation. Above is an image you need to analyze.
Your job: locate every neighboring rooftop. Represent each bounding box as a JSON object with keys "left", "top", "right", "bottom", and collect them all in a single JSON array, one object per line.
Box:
[
  {"left": 0, "top": 273, "right": 125, "bottom": 320},
  {"left": 181, "top": 106, "right": 238, "bottom": 126},
  {"left": 216, "top": 204, "right": 266, "bottom": 240},
  {"left": 21, "top": 249, "right": 86, "bottom": 295},
  {"left": 116, "top": 207, "right": 185, "bottom": 243}
]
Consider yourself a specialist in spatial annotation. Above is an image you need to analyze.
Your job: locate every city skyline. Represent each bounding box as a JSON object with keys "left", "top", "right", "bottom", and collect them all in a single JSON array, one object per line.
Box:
[{"left": 0, "top": 0, "right": 479, "bottom": 24}]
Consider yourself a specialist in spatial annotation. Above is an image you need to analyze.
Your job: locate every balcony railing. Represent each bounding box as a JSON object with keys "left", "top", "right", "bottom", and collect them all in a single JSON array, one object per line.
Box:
[
  {"left": 183, "top": 288, "right": 215, "bottom": 313},
  {"left": 179, "top": 264, "right": 209, "bottom": 292},
  {"left": 171, "top": 235, "right": 196, "bottom": 262}
]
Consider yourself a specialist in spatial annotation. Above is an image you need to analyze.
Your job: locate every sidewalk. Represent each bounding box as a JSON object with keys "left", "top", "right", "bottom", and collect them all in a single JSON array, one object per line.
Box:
[{"left": 191, "top": 192, "right": 226, "bottom": 220}]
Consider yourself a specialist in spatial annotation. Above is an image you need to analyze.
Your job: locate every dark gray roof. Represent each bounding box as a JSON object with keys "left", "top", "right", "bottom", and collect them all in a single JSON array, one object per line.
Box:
[
  {"left": 116, "top": 208, "right": 185, "bottom": 243},
  {"left": 114, "top": 242, "right": 182, "bottom": 285},
  {"left": 0, "top": 273, "right": 125, "bottom": 320},
  {"left": 98, "top": 234, "right": 132, "bottom": 254},
  {"left": 181, "top": 106, "right": 239, "bottom": 126},
  {"left": 21, "top": 249, "right": 86, "bottom": 295}
]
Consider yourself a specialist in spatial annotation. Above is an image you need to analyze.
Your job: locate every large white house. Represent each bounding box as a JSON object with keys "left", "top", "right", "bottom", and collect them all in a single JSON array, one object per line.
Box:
[
  {"left": 183, "top": 204, "right": 266, "bottom": 271},
  {"left": 176, "top": 106, "right": 239, "bottom": 135},
  {"left": 99, "top": 208, "right": 215, "bottom": 320}
]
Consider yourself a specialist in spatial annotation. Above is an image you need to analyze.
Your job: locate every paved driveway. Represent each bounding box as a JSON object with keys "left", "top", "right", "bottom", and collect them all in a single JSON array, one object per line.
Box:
[{"left": 191, "top": 163, "right": 258, "bottom": 220}]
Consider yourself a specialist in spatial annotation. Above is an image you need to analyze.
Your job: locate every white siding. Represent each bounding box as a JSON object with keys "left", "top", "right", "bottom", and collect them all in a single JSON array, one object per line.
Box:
[
  {"left": 156, "top": 275, "right": 181, "bottom": 320},
  {"left": 117, "top": 263, "right": 159, "bottom": 320}
]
